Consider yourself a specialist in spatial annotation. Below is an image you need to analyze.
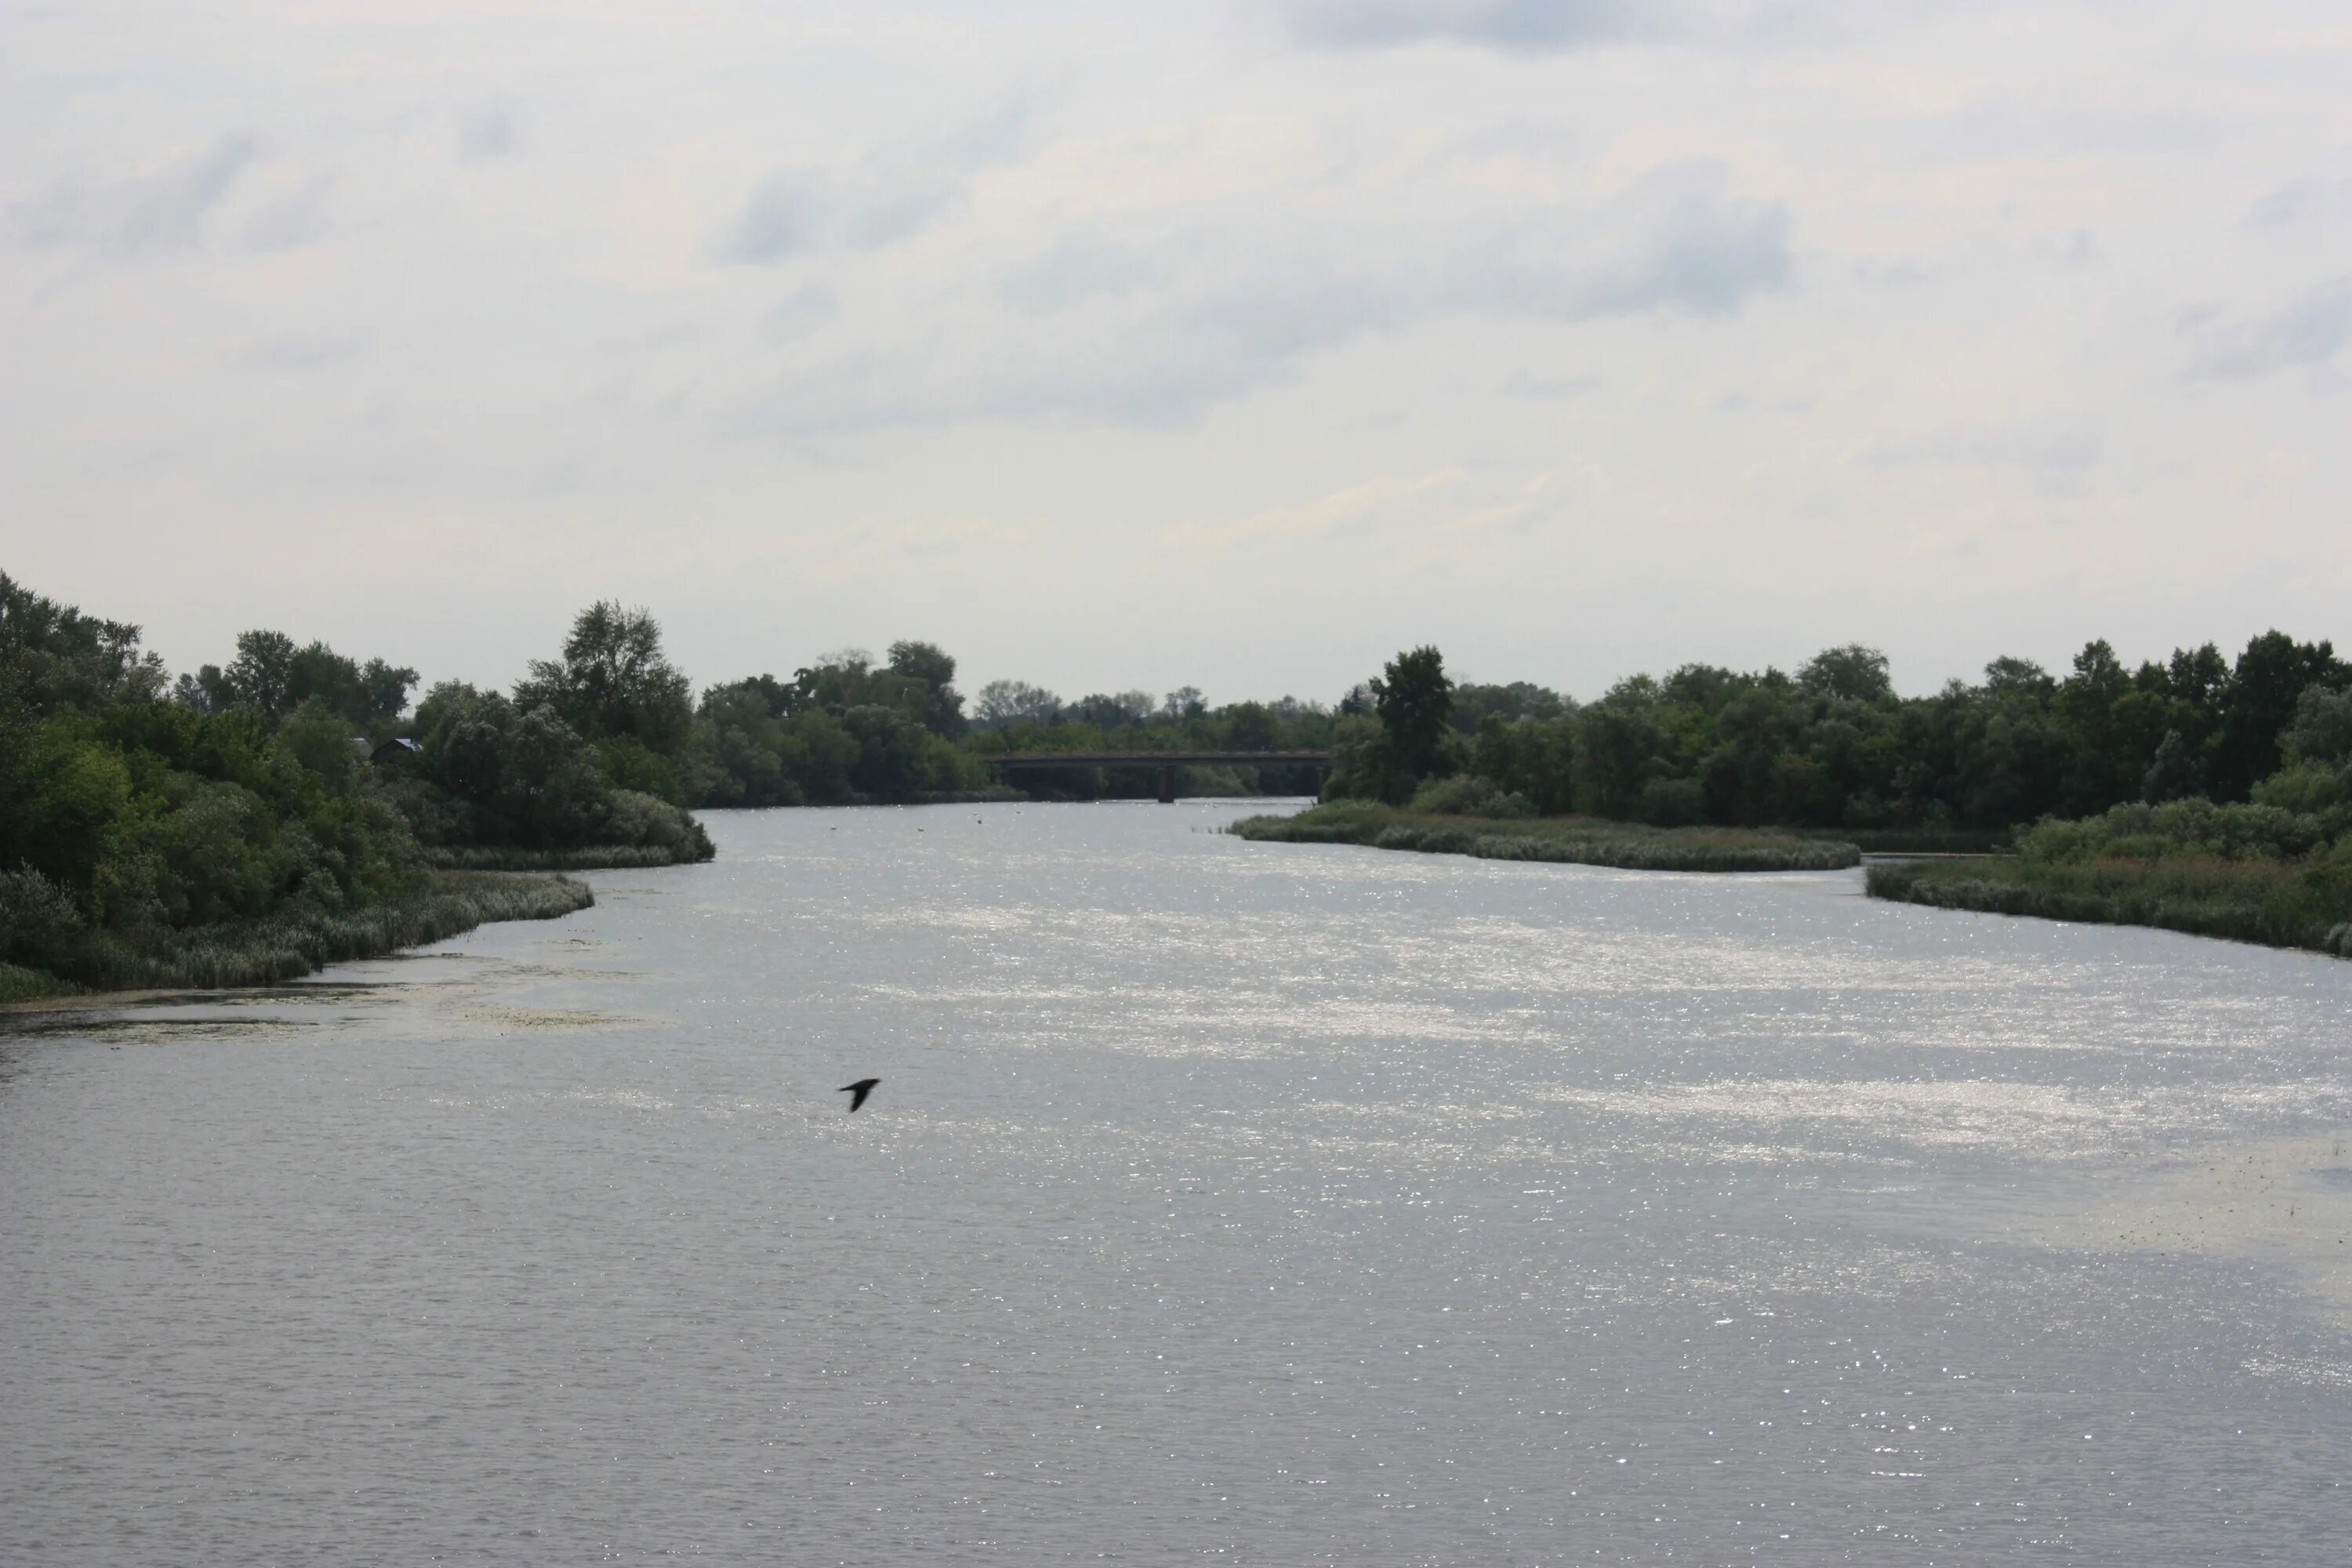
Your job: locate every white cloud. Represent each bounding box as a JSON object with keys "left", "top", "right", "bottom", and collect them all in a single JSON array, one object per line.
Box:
[
  {"left": 717, "top": 101, "right": 1036, "bottom": 263},
  {"left": 738, "top": 157, "right": 1787, "bottom": 430},
  {"left": 2, "top": 0, "right": 2347, "bottom": 702},
  {"left": 2191, "top": 278, "right": 2352, "bottom": 377},
  {"left": 2249, "top": 176, "right": 2352, "bottom": 227},
  {"left": 13, "top": 136, "right": 256, "bottom": 255},
  {"left": 1278, "top": 0, "right": 1671, "bottom": 52}
]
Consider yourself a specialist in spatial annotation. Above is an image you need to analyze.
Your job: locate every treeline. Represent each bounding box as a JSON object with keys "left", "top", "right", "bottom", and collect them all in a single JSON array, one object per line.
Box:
[
  {"left": 1330, "top": 635, "right": 2347, "bottom": 837},
  {"left": 170, "top": 603, "right": 713, "bottom": 866},
  {"left": 0, "top": 572, "right": 603, "bottom": 996},
  {"left": 960, "top": 681, "right": 1336, "bottom": 799},
  {"left": 578, "top": 641, "right": 1340, "bottom": 808}
]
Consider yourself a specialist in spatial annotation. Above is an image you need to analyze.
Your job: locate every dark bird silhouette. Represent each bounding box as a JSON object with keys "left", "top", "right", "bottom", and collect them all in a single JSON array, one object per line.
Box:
[{"left": 840, "top": 1077, "right": 880, "bottom": 1112}]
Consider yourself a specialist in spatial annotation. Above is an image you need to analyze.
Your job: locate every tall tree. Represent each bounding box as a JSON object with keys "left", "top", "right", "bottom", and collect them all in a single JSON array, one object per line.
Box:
[
  {"left": 2213, "top": 631, "right": 2343, "bottom": 800},
  {"left": 1371, "top": 646, "right": 1453, "bottom": 784},
  {"left": 885, "top": 640, "right": 966, "bottom": 738},
  {"left": 520, "top": 602, "right": 693, "bottom": 753}
]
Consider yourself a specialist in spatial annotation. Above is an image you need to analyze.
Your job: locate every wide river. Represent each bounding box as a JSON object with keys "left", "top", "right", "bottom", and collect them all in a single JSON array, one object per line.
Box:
[{"left": 4, "top": 802, "right": 2350, "bottom": 1564}]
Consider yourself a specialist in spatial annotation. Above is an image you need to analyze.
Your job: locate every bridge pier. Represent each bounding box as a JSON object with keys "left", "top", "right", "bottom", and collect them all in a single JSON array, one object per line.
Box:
[{"left": 1157, "top": 763, "right": 1176, "bottom": 804}]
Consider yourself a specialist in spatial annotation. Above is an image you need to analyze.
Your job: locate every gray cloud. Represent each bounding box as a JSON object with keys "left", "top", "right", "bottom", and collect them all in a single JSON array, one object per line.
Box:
[
  {"left": 1279, "top": 0, "right": 1668, "bottom": 52},
  {"left": 241, "top": 329, "right": 365, "bottom": 372},
  {"left": 459, "top": 104, "right": 519, "bottom": 161},
  {"left": 757, "top": 158, "right": 1787, "bottom": 431},
  {"left": 1860, "top": 419, "right": 2102, "bottom": 490},
  {"left": 241, "top": 173, "right": 332, "bottom": 250},
  {"left": 2192, "top": 278, "right": 2352, "bottom": 377},
  {"left": 12, "top": 135, "right": 256, "bottom": 254},
  {"left": 2249, "top": 176, "right": 2352, "bottom": 227},
  {"left": 718, "top": 102, "right": 1033, "bottom": 264}
]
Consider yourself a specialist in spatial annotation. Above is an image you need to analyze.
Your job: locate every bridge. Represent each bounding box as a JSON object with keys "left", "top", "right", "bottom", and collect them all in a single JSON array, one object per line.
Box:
[{"left": 984, "top": 750, "right": 1333, "bottom": 803}]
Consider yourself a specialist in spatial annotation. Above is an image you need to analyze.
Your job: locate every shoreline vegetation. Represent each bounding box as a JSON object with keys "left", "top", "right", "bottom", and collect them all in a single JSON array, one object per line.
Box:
[
  {"left": 0, "top": 870, "right": 592, "bottom": 1004},
  {"left": 1228, "top": 643, "right": 2351, "bottom": 958},
  {"left": 7, "top": 563, "right": 2349, "bottom": 981},
  {"left": 1, "top": 574, "right": 702, "bottom": 1001},
  {"left": 1866, "top": 799, "right": 2352, "bottom": 959},
  {"left": 1231, "top": 802, "right": 1862, "bottom": 872}
]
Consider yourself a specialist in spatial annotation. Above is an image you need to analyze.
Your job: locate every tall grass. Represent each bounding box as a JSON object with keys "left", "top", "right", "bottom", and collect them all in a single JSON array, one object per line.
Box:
[
  {"left": 0, "top": 961, "right": 79, "bottom": 1004},
  {"left": 1867, "top": 857, "right": 2352, "bottom": 958},
  {"left": 1232, "top": 803, "right": 1861, "bottom": 873},
  {"left": 16, "top": 873, "right": 595, "bottom": 993}
]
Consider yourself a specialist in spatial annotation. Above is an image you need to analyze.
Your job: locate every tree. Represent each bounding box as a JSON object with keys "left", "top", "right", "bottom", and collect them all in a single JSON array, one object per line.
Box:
[
  {"left": 2213, "top": 631, "right": 2343, "bottom": 800},
  {"left": 1798, "top": 644, "right": 1893, "bottom": 704},
  {"left": 519, "top": 602, "right": 694, "bottom": 754},
  {"left": 973, "top": 680, "right": 1063, "bottom": 729},
  {"left": 886, "top": 641, "right": 966, "bottom": 738},
  {"left": 2140, "top": 729, "right": 2201, "bottom": 803},
  {"left": 1370, "top": 646, "right": 1452, "bottom": 786},
  {"left": 223, "top": 630, "right": 299, "bottom": 721},
  {"left": 2286, "top": 684, "right": 2352, "bottom": 768}
]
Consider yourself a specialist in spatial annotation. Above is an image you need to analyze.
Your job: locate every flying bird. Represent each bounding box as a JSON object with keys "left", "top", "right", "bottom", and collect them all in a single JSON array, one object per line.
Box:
[{"left": 840, "top": 1077, "right": 880, "bottom": 1112}]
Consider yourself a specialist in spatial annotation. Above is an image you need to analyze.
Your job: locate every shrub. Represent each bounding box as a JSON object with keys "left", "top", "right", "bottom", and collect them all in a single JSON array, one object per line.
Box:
[{"left": 1409, "top": 775, "right": 1535, "bottom": 818}]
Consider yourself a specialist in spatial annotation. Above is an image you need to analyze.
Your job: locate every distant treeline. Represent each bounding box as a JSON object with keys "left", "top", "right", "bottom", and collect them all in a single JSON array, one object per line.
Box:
[
  {"left": 1326, "top": 637, "right": 2352, "bottom": 956},
  {"left": 1328, "top": 637, "right": 2347, "bottom": 835},
  {"left": 13, "top": 560, "right": 2347, "bottom": 989}
]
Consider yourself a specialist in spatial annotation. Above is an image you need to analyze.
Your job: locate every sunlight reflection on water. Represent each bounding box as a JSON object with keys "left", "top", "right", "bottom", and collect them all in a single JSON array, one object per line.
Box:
[{"left": 4, "top": 800, "right": 2350, "bottom": 1564}]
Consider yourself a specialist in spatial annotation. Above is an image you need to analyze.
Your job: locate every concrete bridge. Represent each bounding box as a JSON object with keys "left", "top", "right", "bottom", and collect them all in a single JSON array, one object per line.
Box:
[{"left": 985, "top": 750, "right": 1332, "bottom": 803}]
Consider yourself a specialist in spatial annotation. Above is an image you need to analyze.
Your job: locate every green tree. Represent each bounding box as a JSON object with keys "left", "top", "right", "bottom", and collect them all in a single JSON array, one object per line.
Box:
[
  {"left": 519, "top": 602, "right": 694, "bottom": 755},
  {"left": 223, "top": 630, "right": 299, "bottom": 721},
  {"left": 1370, "top": 646, "right": 1452, "bottom": 789},
  {"left": 1798, "top": 644, "right": 1893, "bottom": 704},
  {"left": 2214, "top": 632, "right": 2344, "bottom": 801},
  {"left": 886, "top": 640, "right": 967, "bottom": 738}
]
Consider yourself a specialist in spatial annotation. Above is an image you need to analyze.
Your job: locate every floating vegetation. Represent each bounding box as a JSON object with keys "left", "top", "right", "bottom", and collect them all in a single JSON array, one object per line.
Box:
[{"left": 1230, "top": 803, "right": 1861, "bottom": 873}]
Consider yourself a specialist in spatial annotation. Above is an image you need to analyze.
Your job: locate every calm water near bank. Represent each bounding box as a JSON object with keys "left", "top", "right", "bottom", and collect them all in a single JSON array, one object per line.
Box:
[{"left": 4, "top": 800, "right": 2349, "bottom": 1564}]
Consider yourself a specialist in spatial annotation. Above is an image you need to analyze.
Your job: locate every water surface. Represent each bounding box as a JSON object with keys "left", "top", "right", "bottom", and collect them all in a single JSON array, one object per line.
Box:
[{"left": 5, "top": 802, "right": 2349, "bottom": 1563}]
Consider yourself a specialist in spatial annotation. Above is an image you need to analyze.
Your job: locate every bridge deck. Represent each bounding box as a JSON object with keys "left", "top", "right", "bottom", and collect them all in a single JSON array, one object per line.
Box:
[{"left": 983, "top": 750, "right": 1330, "bottom": 803}]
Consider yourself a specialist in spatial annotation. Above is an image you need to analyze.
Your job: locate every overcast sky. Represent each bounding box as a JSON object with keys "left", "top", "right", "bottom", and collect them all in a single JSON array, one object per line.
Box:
[{"left": 5, "top": 0, "right": 2347, "bottom": 705}]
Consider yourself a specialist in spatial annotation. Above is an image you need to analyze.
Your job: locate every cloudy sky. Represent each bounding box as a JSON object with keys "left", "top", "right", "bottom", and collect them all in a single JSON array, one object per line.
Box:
[{"left": 5, "top": 0, "right": 2347, "bottom": 704}]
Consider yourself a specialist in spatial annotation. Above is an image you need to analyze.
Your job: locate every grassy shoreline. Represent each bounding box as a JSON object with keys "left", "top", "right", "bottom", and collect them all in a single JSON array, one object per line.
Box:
[
  {"left": 0, "top": 871, "right": 596, "bottom": 1000},
  {"left": 1867, "top": 858, "right": 2352, "bottom": 959},
  {"left": 1230, "top": 803, "right": 1862, "bottom": 872}
]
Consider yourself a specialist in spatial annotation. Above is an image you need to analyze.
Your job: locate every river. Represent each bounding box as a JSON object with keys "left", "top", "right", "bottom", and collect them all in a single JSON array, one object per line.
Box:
[{"left": 4, "top": 801, "right": 2349, "bottom": 1563}]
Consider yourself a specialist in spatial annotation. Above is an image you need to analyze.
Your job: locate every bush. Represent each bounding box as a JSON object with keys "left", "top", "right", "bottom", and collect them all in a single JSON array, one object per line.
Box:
[
  {"left": 0, "top": 865, "right": 85, "bottom": 972},
  {"left": 1409, "top": 775, "right": 1534, "bottom": 818},
  {"left": 2018, "top": 798, "right": 2325, "bottom": 864},
  {"left": 601, "top": 788, "right": 717, "bottom": 862}
]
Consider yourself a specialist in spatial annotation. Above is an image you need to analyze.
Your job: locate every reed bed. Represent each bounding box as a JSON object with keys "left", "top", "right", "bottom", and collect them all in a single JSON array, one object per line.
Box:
[
  {"left": 19, "top": 873, "right": 595, "bottom": 993},
  {"left": 0, "top": 961, "right": 80, "bottom": 1004},
  {"left": 1867, "top": 857, "right": 2352, "bottom": 958},
  {"left": 1232, "top": 804, "right": 1861, "bottom": 873}
]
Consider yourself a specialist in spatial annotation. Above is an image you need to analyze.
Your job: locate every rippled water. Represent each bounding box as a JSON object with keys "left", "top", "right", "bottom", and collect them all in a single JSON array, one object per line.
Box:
[{"left": 5, "top": 802, "right": 2350, "bottom": 1564}]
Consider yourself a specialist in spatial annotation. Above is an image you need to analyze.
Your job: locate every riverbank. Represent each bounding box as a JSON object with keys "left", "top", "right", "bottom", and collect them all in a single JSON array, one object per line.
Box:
[
  {"left": 0, "top": 871, "right": 595, "bottom": 1001},
  {"left": 1867, "top": 856, "right": 2352, "bottom": 958},
  {"left": 422, "top": 843, "right": 710, "bottom": 871},
  {"left": 1230, "top": 803, "right": 1861, "bottom": 872}
]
